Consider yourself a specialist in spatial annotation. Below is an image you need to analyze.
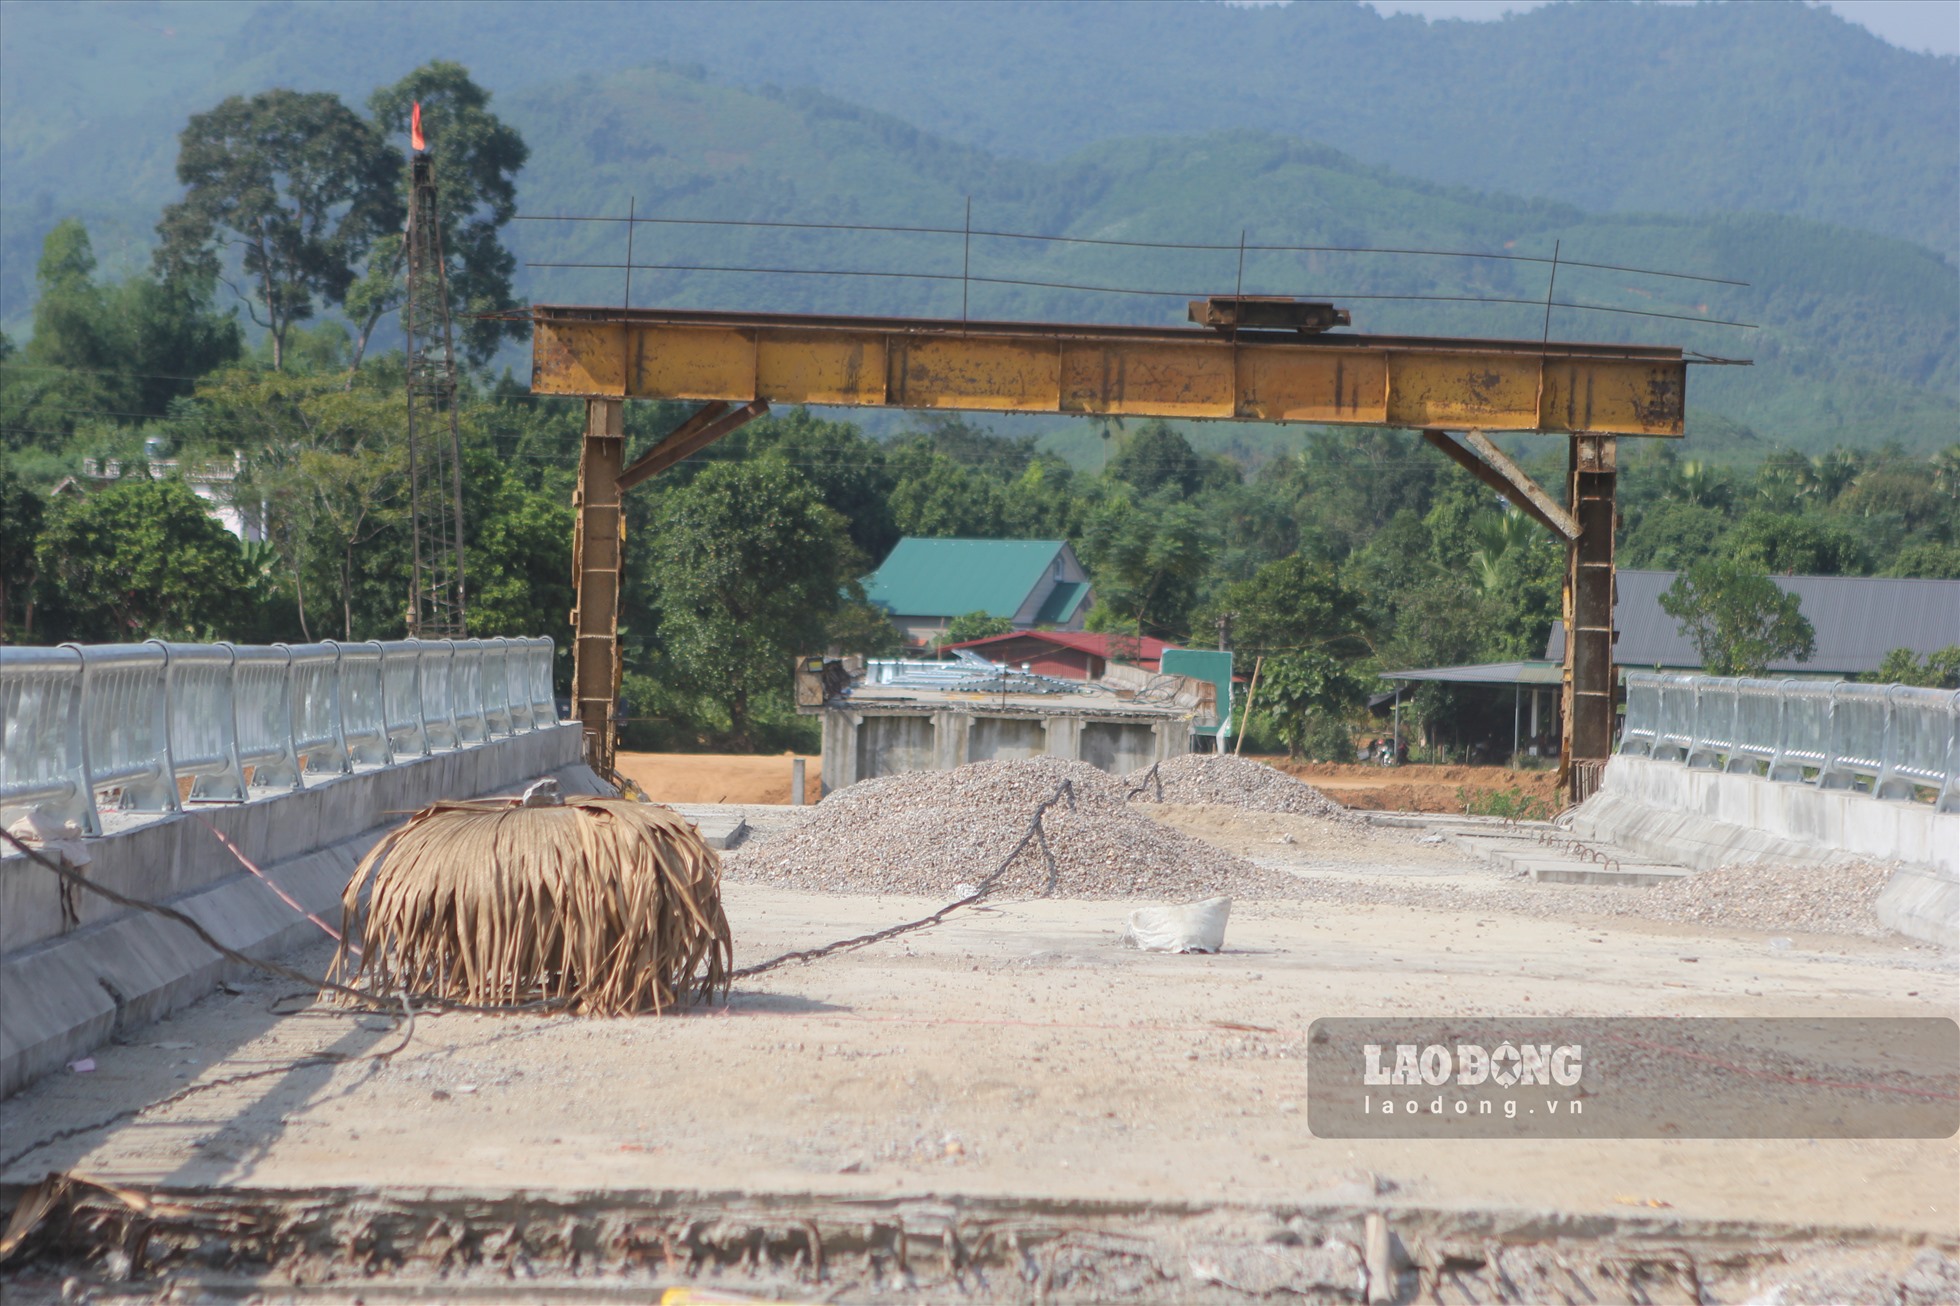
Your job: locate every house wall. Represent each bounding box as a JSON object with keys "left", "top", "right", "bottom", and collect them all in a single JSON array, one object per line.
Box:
[
  {"left": 966, "top": 636, "right": 1102, "bottom": 680},
  {"left": 820, "top": 708, "right": 1191, "bottom": 793},
  {"left": 893, "top": 615, "right": 951, "bottom": 651},
  {"left": 1010, "top": 546, "right": 1093, "bottom": 632},
  {"left": 1078, "top": 722, "right": 1159, "bottom": 774},
  {"left": 968, "top": 718, "right": 1048, "bottom": 762}
]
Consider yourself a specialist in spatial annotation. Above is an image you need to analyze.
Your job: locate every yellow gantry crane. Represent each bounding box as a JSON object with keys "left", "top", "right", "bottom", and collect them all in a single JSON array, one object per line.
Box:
[{"left": 525, "top": 296, "right": 1686, "bottom": 799}]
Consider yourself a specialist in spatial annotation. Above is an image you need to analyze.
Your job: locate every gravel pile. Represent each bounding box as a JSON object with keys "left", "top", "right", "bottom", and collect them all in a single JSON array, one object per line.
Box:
[
  {"left": 724, "top": 757, "right": 1305, "bottom": 899},
  {"left": 1126, "top": 754, "right": 1352, "bottom": 820},
  {"left": 1267, "top": 855, "right": 1904, "bottom": 941},
  {"left": 1596, "top": 857, "right": 1897, "bottom": 937}
]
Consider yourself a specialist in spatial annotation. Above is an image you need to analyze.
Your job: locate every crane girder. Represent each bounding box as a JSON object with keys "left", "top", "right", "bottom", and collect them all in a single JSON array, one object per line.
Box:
[{"left": 529, "top": 306, "right": 1685, "bottom": 438}]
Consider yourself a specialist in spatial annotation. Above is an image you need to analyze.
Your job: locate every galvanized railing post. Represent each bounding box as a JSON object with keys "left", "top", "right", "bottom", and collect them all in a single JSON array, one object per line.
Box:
[
  {"left": 6, "top": 637, "right": 557, "bottom": 833},
  {"left": 1942, "top": 690, "right": 1960, "bottom": 814}
]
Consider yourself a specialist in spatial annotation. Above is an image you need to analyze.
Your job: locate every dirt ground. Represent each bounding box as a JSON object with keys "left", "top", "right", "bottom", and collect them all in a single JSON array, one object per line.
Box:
[
  {"left": 1268, "top": 759, "right": 1564, "bottom": 813},
  {"left": 616, "top": 750, "right": 1560, "bottom": 814},
  {"left": 4, "top": 809, "right": 1952, "bottom": 1247},
  {"left": 616, "top": 750, "right": 821, "bottom": 805}
]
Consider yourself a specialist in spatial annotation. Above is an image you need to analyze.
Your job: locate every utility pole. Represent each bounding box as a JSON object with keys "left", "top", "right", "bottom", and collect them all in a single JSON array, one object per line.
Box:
[
  {"left": 1216, "top": 610, "right": 1234, "bottom": 652},
  {"left": 402, "top": 109, "right": 468, "bottom": 638}
]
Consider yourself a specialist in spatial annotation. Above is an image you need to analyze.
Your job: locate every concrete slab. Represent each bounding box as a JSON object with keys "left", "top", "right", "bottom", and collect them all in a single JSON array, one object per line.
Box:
[
  {"left": 1521, "top": 859, "right": 1696, "bottom": 888},
  {"left": 675, "top": 812, "right": 750, "bottom": 850}
]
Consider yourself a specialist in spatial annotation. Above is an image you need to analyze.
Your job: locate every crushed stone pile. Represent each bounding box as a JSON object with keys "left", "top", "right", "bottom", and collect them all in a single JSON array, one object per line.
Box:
[
  {"left": 723, "top": 756, "right": 1305, "bottom": 899},
  {"left": 1125, "top": 753, "right": 1353, "bottom": 820},
  {"left": 1596, "top": 857, "right": 1897, "bottom": 938}
]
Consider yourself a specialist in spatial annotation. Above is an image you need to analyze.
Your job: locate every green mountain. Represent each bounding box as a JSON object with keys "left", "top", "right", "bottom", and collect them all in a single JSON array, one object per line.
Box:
[
  {"left": 3, "top": 0, "right": 1953, "bottom": 288},
  {"left": 481, "top": 69, "right": 1954, "bottom": 454},
  {"left": 2, "top": 14, "right": 1953, "bottom": 455}
]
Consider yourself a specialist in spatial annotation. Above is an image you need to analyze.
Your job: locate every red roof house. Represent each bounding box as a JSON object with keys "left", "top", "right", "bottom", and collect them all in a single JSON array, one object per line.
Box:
[{"left": 940, "top": 630, "right": 1175, "bottom": 681}]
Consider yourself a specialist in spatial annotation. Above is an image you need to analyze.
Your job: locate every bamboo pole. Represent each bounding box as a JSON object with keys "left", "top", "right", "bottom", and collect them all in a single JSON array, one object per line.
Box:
[{"left": 1233, "top": 655, "right": 1264, "bottom": 757}]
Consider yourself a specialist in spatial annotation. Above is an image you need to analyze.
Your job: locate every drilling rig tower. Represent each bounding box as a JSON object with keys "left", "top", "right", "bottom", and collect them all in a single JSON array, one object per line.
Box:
[{"left": 402, "top": 146, "right": 468, "bottom": 638}]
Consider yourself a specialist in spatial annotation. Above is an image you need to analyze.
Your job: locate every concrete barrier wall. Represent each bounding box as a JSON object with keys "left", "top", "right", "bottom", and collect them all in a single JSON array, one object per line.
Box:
[
  {"left": 1, "top": 723, "right": 590, "bottom": 1098},
  {"left": 1576, "top": 754, "right": 1958, "bottom": 948}
]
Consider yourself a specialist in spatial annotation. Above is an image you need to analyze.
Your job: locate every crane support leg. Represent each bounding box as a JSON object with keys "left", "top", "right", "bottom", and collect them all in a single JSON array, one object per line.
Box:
[
  {"left": 571, "top": 398, "right": 625, "bottom": 774},
  {"left": 1561, "top": 434, "right": 1617, "bottom": 803}
]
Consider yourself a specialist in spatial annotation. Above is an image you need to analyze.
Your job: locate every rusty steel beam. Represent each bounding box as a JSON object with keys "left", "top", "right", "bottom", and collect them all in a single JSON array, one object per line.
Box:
[
  {"left": 1462, "top": 430, "right": 1580, "bottom": 541},
  {"left": 529, "top": 305, "right": 1685, "bottom": 437},
  {"left": 617, "top": 399, "right": 770, "bottom": 491},
  {"left": 617, "top": 400, "right": 729, "bottom": 490},
  {"left": 1420, "top": 429, "right": 1578, "bottom": 541},
  {"left": 570, "top": 398, "right": 625, "bottom": 775},
  {"left": 1561, "top": 434, "right": 1618, "bottom": 801}
]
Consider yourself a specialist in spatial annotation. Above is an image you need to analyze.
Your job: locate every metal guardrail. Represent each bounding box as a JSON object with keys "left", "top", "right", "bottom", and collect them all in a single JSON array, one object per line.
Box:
[
  {"left": 1621, "top": 671, "right": 1960, "bottom": 811},
  {"left": 1, "top": 637, "right": 558, "bottom": 836}
]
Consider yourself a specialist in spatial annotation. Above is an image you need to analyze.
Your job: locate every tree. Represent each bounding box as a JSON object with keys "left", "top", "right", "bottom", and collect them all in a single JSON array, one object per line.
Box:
[
  {"left": 1468, "top": 506, "right": 1538, "bottom": 593},
  {"left": 737, "top": 408, "right": 897, "bottom": 566},
  {"left": 1657, "top": 457, "right": 1734, "bottom": 511},
  {"left": 1618, "top": 500, "right": 1727, "bottom": 571},
  {"left": 1197, "top": 553, "right": 1370, "bottom": 659},
  {"left": 826, "top": 590, "right": 903, "bottom": 658},
  {"left": 936, "top": 611, "right": 1013, "bottom": 650},
  {"left": 188, "top": 368, "right": 406, "bottom": 639},
  {"left": 1867, "top": 646, "right": 1960, "bottom": 690},
  {"left": 1076, "top": 493, "right": 1215, "bottom": 638},
  {"left": 155, "top": 90, "right": 399, "bottom": 371},
  {"left": 1255, "top": 651, "right": 1368, "bottom": 760},
  {"left": 1659, "top": 559, "right": 1815, "bottom": 677},
  {"left": 36, "top": 477, "right": 250, "bottom": 641},
  {"left": 0, "top": 465, "right": 43, "bottom": 637},
  {"left": 1107, "top": 420, "right": 1233, "bottom": 499},
  {"left": 1796, "top": 449, "right": 1862, "bottom": 505},
  {"left": 17, "top": 221, "right": 240, "bottom": 435},
  {"left": 462, "top": 449, "right": 573, "bottom": 644},
  {"left": 1725, "top": 510, "right": 1869, "bottom": 576},
  {"left": 887, "top": 448, "right": 1009, "bottom": 539},
  {"left": 350, "top": 62, "right": 530, "bottom": 370},
  {"left": 1881, "top": 543, "right": 1960, "bottom": 580},
  {"left": 648, "top": 461, "right": 847, "bottom": 749}
]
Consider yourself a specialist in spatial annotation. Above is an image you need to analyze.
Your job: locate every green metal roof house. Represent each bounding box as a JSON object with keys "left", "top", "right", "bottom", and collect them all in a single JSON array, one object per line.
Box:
[{"left": 863, "top": 538, "right": 1094, "bottom": 649}]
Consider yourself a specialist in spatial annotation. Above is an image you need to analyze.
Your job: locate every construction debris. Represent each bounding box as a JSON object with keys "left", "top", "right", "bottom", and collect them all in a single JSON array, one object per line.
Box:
[
  {"left": 331, "top": 797, "right": 732, "bottom": 1015},
  {"left": 724, "top": 757, "right": 1304, "bottom": 899},
  {"left": 1126, "top": 753, "right": 1353, "bottom": 819}
]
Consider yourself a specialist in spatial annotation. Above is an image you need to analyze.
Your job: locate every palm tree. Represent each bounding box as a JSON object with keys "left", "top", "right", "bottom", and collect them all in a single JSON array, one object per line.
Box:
[
  {"left": 1797, "top": 450, "right": 1861, "bottom": 505},
  {"left": 1469, "top": 506, "right": 1535, "bottom": 592}
]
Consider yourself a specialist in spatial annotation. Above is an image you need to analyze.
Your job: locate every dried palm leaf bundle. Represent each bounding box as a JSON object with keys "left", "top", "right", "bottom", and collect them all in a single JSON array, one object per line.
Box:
[{"left": 330, "top": 796, "right": 731, "bottom": 1015}]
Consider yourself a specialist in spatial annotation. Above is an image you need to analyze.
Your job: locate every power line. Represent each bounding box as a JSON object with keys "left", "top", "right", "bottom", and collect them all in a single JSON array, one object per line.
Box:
[
  {"left": 0, "top": 362, "right": 223, "bottom": 384},
  {"left": 513, "top": 212, "right": 1749, "bottom": 287},
  {"left": 524, "top": 259, "right": 1757, "bottom": 328}
]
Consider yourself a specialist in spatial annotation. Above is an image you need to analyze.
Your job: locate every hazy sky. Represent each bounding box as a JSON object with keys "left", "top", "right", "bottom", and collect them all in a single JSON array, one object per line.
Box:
[{"left": 1364, "top": 1, "right": 1960, "bottom": 58}]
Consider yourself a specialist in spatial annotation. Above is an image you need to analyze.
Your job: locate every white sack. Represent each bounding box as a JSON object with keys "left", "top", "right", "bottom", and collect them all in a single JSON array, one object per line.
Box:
[{"left": 1126, "top": 896, "right": 1231, "bottom": 953}]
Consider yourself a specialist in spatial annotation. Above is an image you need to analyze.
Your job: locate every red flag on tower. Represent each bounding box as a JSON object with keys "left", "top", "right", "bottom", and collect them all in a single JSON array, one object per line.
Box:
[{"left": 411, "top": 102, "right": 426, "bottom": 152}]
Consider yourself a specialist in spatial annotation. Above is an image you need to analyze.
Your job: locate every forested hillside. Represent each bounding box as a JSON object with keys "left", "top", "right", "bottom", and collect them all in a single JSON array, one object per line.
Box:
[
  {"left": 7, "top": 0, "right": 1952, "bottom": 262},
  {"left": 4, "top": 56, "right": 1954, "bottom": 453},
  {"left": 496, "top": 68, "right": 1960, "bottom": 455}
]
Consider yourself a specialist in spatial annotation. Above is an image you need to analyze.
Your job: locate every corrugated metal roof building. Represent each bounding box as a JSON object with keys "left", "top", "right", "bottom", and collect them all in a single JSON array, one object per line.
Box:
[
  {"left": 1545, "top": 570, "right": 1960, "bottom": 676},
  {"left": 863, "top": 538, "right": 1094, "bottom": 649}
]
